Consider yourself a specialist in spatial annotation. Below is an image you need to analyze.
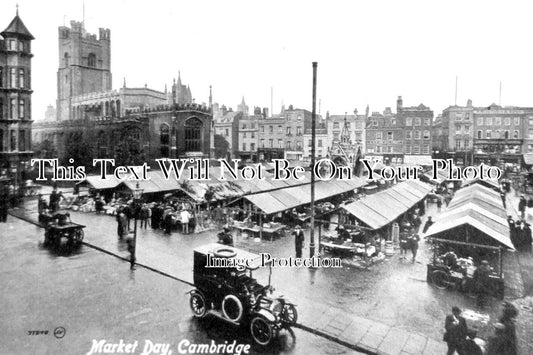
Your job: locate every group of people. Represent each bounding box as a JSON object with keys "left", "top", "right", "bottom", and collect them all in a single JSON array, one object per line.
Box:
[
  {"left": 444, "top": 303, "right": 518, "bottom": 355},
  {"left": 508, "top": 214, "right": 533, "bottom": 252},
  {"left": 399, "top": 229, "right": 420, "bottom": 262}
]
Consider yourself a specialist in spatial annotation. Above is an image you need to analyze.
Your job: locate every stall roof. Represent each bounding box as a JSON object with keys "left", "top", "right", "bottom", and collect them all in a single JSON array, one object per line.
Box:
[
  {"left": 76, "top": 175, "right": 122, "bottom": 190},
  {"left": 341, "top": 180, "right": 432, "bottom": 230},
  {"left": 425, "top": 209, "right": 514, "bottom": 250},
  {"left": 460, "top": 178, "right": 501, "bottom": 192},
  {"left": 403, "top": 155, "right": 433, "bottom": 166},
  {"left": 243, "top": 177, "right": 367, "bottom": 215},
  {"left": 422, "top": 170, "right": 450, "bottom": 184}
]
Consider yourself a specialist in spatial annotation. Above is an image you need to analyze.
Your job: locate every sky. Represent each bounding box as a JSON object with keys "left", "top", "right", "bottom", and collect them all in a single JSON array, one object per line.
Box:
[{"left": 3, "top": 0, "right": 533, "bottom": 120}]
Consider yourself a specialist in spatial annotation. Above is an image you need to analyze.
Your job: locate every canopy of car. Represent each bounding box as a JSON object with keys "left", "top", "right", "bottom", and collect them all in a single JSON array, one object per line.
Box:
[{"left": 341, "top": 180, "right": 432, "bottom": 230}]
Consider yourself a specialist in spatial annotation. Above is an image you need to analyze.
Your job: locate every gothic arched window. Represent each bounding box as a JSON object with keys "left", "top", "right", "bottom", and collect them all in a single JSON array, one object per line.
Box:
[
  {"left": 88, "top": 53, "right": 96, "bottom": 67},
  {"left": 184, "top": 117, "right": 203, "bottom": 152},
  {"left": 64, "top": 53, "right": 69, "bottom": 66},
  {"left": 160, "top": 124, "right": 170, "bottom": 157}
]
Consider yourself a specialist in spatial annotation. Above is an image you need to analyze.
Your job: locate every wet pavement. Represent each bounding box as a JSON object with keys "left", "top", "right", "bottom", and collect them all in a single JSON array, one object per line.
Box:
[
  {"left": 8, "top": 193, "right": 533, "bottom": 354},
  {"left": 0, "top": 215, "right": 362, "bottom": 355}
]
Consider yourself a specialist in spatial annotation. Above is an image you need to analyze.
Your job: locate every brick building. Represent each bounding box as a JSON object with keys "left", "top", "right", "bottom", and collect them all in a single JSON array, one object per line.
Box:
[{"left": 0, "top": 10, "right": 34, "bottom": 198}]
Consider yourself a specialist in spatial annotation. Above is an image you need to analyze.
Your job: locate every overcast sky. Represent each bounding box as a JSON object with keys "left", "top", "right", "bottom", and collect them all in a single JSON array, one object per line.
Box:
[{"left": 3, "top": 0, "right": 533, "bottom": 119}]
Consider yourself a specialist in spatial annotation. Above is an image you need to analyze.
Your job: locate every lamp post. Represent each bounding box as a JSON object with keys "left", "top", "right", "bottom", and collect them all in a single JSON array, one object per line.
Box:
[{"left": 131, "top": 182, "right": 143, "bottom": 269}]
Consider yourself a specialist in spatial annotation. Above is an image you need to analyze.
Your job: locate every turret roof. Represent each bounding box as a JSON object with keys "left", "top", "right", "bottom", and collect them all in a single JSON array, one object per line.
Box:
[{"left": 1, "top": 14, "right": 34, "bottom": 40}]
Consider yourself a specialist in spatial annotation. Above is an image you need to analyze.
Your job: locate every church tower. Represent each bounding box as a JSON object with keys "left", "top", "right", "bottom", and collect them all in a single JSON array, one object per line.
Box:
[{"left": 56, "top": 21, "right": 111, "bottom": 120}]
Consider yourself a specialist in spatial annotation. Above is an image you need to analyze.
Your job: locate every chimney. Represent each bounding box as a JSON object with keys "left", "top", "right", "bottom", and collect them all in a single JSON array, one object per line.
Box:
[{"left": 397, "top": 96, "right": 403, "bottom": 113}]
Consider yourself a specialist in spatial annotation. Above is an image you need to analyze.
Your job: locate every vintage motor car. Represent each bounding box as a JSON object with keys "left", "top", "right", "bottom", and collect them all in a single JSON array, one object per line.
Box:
[
  {"left": 188, "top": 243, "right": 297, "bottom": 346},
  {"left": 43, "top": 212, "right": 85, "bottom": 248}
]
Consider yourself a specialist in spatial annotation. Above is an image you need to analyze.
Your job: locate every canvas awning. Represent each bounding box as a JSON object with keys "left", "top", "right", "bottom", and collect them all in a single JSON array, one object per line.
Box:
[
  {"left": 76, "top": 175, "right": 122, "bottom": 190},
  {"left": 425, "top": 183, "right": 513, "bottom": 249},
  {"left": 341, "top": 180, "right": 432, "bottom": 230},
  {"left": 403, "top": 155, "right": 433, "bottom": 166},
  {"left": 243, "top": 177, "right": 367, "bottom": 215},
  {"left": 461, "top": 178, "right": 501, "bottom": 191}
]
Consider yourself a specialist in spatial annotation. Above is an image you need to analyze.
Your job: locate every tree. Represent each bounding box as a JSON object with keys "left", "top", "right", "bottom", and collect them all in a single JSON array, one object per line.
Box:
[
  {"left": 214, "top": 134, "right": 230, "bottom": 159},
  {"left": 63, "top": 131, "right": 93, "bottom": 168},
  {"left": 114, "top": 136, "right": 146, "bottom": 166},
  {"left": 32, "top": 139, "right": 57, "bottom": 159}
]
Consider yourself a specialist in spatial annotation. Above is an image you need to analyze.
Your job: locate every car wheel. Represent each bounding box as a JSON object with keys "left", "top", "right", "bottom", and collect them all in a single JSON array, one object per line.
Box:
[
  {"left": 250, "top": 315, "right": 273, "bottom": 346},
  {"left": 281, "top": 304, "right": 298, "bottom": 326},
  {"left": 190, "top": 291, "right": 208, "bottom": 318},
  {"left": 432, "top": 270, "right": 449, "bottom": 290}
]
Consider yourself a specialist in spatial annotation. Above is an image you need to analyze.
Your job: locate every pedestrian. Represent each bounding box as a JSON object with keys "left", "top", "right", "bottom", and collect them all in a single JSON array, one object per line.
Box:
[
  {"left": 524, "top": 222, "right": 532, "bottom": 252},
  {"left": 498, "top": 301, "right": 518, "bottom": 355},
  {"left": 418, "top": 200, "right": 426, "bottom": 216},
  {"left": 292, "top": 225, "right": 304, "bottom": 258},
  {"left": 151, "top": 203, "right": 159, "bottom": 230},
  {"left": 518, "top": 195, "right": 526, "bottom": 220},
  {"left": 181, "top": 208, "right": 190, "bottom": 234},
  {"left": 473, "top": 260, "right": 491, "bottom": 308},
  {"left": 164, "top": 209, "right": 173, "bottom": 235},
  {"left": 436, "top": 197, "right": 443, "bottom": 212},
  {"left": 413, "top": 214, "right": 422, "bottom": 232},
  {"left": 0, "top": 194, "right": 7, "bottom": 223},
  {"left": 126, "top": 237, "right": 135, "bottom": 270},
  {"left": 485, "top": 323, "right": 509, "bottom": 355},
  {"left": 399, "top": 231, "right": 409, "bottom": 260},
  {"left": 409, "top": 233, "right": 420, "bottom": 263},
  {"left": 423, "top": 216, "right": 434, "bottom": 234},
  {"left": 95, "top": 196, "right": 104, "bottom": 215},
  {"left": 443, "top": 306, "right": 468, "bottom": 355},
  {"left": 139, "top": 204, "right": 150, "bottom": 229},
  {"left": 117, "top": 208, "right": 127, "bottom": 240},
  {"left": 500, "top": 190, "right": 507, "bottom": 209}
]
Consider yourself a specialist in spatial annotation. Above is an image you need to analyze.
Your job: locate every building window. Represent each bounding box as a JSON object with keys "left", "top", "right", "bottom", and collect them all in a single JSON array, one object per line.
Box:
[
  {"left": 225, "top": 129, "right": 229, "bottom": 136},
  {"left": 415, "top": 118, "right": 421, "bottom": 126},
  {"left": 456, "top": 140, "right": 461, "bottom": 150},
  {"left": 405, "top": 145, "right": 411, "bottom": 154},
  {"left": 19, "top": 130, "right": 25, "bottom": 151},
  {"left": 297, "top": 141, "right": 302, "bottom": 150},
  {"left": 64, "top": 53, "right": 69, "bottom": 66},
  {"left": 477, "top": 117, "right": 483, "bottom": 125},
  {"left": 423, "top": 130, "right": 430, "bottom": 140},
  {"left": 505, "top": 130, "right": 510, "bottom": 139},
  {"left": 387, "top": 132, "right": 393, "bottom": 141},
  {"left": 88, "top": 53, "right": 97, "bottom": 67},
  {"left": 486, "top": 117, "right": 492, "bottom": 125},
  {"left": 242, "top": 124, "right": 247, "bottom": 129},
  {"left": 10, "top": 68, "right": 16, "bottom": 88},
  {"left": 514, "top": 130, "right": 519, "bottom": 139},
  {"left": 504, "top": 117, "right": 511, "bottom": 125},
  {"left": 251, "top": 143, "right": 255, "bottom": 151},
  {"left": 9, "top": 40, "right": 16, "bottom": 51},
  {"left": 422, "top": 145, "right": 430, "bottom": 154},
  {"left": 486, "top": 130, "right": 491, "bottom": 139},
  {"left": 414, "top": 130, "right": 421, "bottom": 139},
  {"left": 184, "top": 117, "right": 203, "bottom": 152},
  {"left": 286, "top": 141, "right": 291, "bottom": 149},
  {"left": 18, "top": 100, "right": 24, "bottom": 119},
  {"left": 261, "top": 126, "right": 264, "bottom": 133},
  {"left": 333, "top": 122, "right": 339, "bottom": 129},
  {"left": 297, "top": 127, "right": 302, "bottom": 136},
  {"left": 514, "top": 117, "right": 520, "bottom": 126},
  {"left": 269, "top": 139, "right": 273, "bottom": 148},
  {"left": 278, "top": 139, "right": 283, "bottom": 148},
  {"left": 376, "top": 132, "right": 382, "bottom": 140},
  {"left": 495, "top": 117, "right": 502, "bottom": 126},
  {"left": 387, "top": 146, "right": 393, "bottom": 153},
  {"left": 10, "top": 130, "right": 16, "bottom": 151},
  {"left": 405, "top": 130, "right": 412, "bottom": 139},
  {"left": 423, "top": 117, "right": 430, "bottom": 126},
  {"left": 278, "top": 125, "right": 283, "bottom": 133},
  {"left": 251, "top": 132, "right": 255, "bottom": 138},
  {"left": 286, "top": 127, "right": 292, "bottom": 135},
  {"left": 477, "top": 130, "right": 482, "bottom": 139},
  {"left": 297, "top": 115, "right": 302, "bottom": 121},
  {"left": 269, "top": 126, "right": 273, "bottom": 133},
  {"left": 243, "top": 132, "right": 247, "bottom": 138},
  {"left": 376, "top": 146, "right": 382, "bottom": 153},
  {"left": 261, "top": 139, "right": 265, "bottom": 148},
  {"left": 318, "top": 139, "right": 323, "bottom": 147},
  {"left": 160, "top": 124, "right": 170, "bottom": 157},
  {"left": 405, "top": 118, "right": 412, "bottom": 126},
  {"left": 18, "top": 69, "right": 25, "bottom": 88},
  {"left": 413, "top": 145, "right": 420, "bottom": 154},
  {"left": 242, "top": 143, "right": 246, "bottom": 151},
  {"left": 10, "top": 99, "right": 16, "bottom": 119}
]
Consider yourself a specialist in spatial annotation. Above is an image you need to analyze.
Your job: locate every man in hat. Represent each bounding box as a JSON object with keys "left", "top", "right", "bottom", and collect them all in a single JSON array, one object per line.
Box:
[
  {"left": 444, "top": 306, "right": 468, "bottom": 355},
  {"left": 518, "top": 195, "right": 527, "bottom": 220},
  {"left": 292, "top": 225, "right": 305, "bottom": 258}
]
